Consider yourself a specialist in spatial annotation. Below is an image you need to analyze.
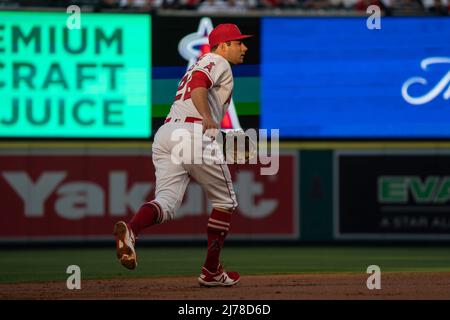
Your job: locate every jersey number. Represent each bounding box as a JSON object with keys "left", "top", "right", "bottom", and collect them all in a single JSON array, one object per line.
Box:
[
  {"left": 174, "top": 74, "right": 192, "bottom": 102},
  {"left": 174, "top": 61, "right": 214, "bottom": 102}
]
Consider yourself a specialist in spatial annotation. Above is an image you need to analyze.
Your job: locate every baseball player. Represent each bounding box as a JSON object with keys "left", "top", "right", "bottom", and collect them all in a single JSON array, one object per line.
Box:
[{"left": 114, "top": 24, "right": 252, "bottom": 287}]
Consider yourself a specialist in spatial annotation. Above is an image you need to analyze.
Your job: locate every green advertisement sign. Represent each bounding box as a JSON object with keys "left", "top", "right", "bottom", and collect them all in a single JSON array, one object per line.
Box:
[{"left": 0, "top": 11, "right": 151, "bottom": 138}]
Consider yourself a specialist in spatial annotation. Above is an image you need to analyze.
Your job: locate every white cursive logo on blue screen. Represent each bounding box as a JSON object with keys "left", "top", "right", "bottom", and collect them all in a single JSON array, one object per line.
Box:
[{"left": 402, "top": 57, "right": 450, "bottom": 105}]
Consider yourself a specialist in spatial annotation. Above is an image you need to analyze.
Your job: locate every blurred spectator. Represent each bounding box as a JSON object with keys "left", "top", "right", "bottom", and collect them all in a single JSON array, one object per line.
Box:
[
  {"left": 161, "top": 0, "right": 201, "bottom": 9},
  {"left": 17, "top": 0, "right": 67, "bottom": 6},
  {"left": 0, "top": 0, "right": 20, "bottom": 6},
  {"left": 197, "top": 0, "right": 228, "bottom": 12},
  {"left": 261, "top": 0, "right": 299, "bottom": 8},
  {"left": 393, "top": 0, "right": 424, "bottom": 15},
  {"left": 118, "top": 0, "right": 154, "bottom": 10},
  {"left": 421, "top": 0, "right": 449, "bottom": 14},
  {"left": 183, "top": 0, "right": 202, "bottom": 9},
  {"left": 101, "top": 0, "right": 119, "bottom": 8},
  {"left": 328, "top": 0, "right": 358, "bottom": 9},
  {"left": 246, "top": 0, "right": 258, "bottom": 9},
  {"left": 227, "top": 0, "right": 249, "bottom": 12},
  {"left": 161, "top": 0, "right": 181, "bottom": 9},
  {"left": 258, "top": 0, "right": 280, "bottom": 9},
  {"left": 281, "top": 0, "right": 299, "bottom": 8},
  {"left": 0, "top": 0, "right": 445, "bottom": 14},
  {"left": 383, "top": 1, "right": 425, "bottom": 15},
  {"left": 355, "top": 0, "right": 383, "bottom": 11},
  {"left": 301, "top": 0, "right": 332, "bottom": 9}
]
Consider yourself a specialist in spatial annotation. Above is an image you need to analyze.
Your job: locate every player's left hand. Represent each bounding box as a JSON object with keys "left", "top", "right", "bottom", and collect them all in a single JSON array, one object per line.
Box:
[{"left": 202, "top": 116, "right": 219, "bottom": 139}]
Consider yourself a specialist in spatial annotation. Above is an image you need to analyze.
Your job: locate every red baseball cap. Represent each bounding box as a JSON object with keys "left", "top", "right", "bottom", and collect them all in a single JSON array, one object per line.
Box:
[{"left": 208, "top": 24, "right": 253, "bottom": 48}]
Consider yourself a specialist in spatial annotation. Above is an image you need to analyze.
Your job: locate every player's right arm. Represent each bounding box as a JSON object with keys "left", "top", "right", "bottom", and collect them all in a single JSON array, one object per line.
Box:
[
  {"left": 190, "top": 87, "right": 217, "bottom": 134},
  {"left": 189, "top": 71, "right": 218, "bottom": 134}
]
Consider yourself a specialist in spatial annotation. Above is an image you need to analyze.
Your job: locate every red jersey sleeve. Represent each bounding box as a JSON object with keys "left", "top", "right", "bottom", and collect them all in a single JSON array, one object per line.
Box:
[{"left": 188, "top": 71, "right": 213, "bottom": 91}]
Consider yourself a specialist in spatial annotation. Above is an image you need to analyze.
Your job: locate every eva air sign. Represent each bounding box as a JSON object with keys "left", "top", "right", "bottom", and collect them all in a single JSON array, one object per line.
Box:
[
  {"left": 336, "top": 152, "right": 450, "bottom": 239},
  {"left": 0, "top": 11, "right": 151, "bottom": 138},
  {"left": 378, "top": 176, "right": 450, "bottom": 204}
]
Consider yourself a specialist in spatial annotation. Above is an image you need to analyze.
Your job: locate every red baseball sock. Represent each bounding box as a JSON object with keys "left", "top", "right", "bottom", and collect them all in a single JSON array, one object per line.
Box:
[
  {"left": 203, "top": 208, "right": 232, "bottom": 272},
  {"left": 129, "top": 201, "right": 163, "bottom": 236}
]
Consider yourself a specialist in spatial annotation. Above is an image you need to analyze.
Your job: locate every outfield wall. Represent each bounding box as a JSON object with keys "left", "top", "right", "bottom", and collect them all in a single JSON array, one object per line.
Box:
[
  {"left": 1, "top": 11, "right": 449, "bottom": 243},
  {"left": 1, "top": 142, "right": 450, "bottom": 243}
]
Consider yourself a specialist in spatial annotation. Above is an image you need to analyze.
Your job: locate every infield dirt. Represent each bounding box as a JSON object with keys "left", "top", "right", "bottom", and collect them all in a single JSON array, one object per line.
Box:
[{"left": 1, "top": 272, "right": 449, "bottom": 300}]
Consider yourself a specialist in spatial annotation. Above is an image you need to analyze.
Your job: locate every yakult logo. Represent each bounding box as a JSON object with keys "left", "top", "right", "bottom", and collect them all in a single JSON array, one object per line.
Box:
[
  {"left": 402, "top": 57, "right": 450, "bottom": 105},
  {"left": 0, "top": 153, "right": 297, "bottom": 238},
  {"left": 2, "top": 170, "right": 277, "bottom": 220}
]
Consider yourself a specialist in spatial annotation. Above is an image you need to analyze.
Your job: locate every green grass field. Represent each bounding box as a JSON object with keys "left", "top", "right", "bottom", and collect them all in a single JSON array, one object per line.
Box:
[{"left": 1, "top": 246, "right": 450, "bottom": 284}]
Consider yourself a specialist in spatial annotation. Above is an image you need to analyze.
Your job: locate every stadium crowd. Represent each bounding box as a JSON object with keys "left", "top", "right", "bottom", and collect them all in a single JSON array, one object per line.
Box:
[{"left": 0, "top": 0, "right": 448, "bottom": 15}]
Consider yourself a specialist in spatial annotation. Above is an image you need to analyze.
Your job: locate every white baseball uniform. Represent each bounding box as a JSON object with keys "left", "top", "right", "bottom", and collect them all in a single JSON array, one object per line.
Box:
[{"left": 151, "top": 52, "right": 238, "bottom": 222}]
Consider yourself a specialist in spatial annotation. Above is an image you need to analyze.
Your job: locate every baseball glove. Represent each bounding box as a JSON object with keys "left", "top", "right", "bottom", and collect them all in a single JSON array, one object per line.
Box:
[{"left": 219, "top": 129, "right": 257, "bottom": 164}]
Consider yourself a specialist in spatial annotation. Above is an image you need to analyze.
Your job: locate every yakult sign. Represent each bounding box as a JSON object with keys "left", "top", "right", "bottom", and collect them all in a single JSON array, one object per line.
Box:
[{"left": 0, "top": 148, "right": 298, "bottom": 241}]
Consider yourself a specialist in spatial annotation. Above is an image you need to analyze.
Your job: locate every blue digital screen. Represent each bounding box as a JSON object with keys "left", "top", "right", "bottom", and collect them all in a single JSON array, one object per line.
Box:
[{"left": 261, "top": 18, "right": 450, "bottom": 138}]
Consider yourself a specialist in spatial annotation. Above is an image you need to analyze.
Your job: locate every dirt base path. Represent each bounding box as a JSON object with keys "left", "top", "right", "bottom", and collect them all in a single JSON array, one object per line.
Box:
[{"left": 2, "top": 272, "right": 450, "bottom": 300}]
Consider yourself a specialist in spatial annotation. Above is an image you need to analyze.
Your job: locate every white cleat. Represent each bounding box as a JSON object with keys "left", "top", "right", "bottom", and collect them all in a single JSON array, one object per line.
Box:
[{"left": 198, "top": 265, "right": 240, "bottom": 287}]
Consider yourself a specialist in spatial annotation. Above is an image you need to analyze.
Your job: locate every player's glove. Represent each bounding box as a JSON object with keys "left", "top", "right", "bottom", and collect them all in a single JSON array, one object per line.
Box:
[{"left": 219, "top": 129, "right": 257, "bottom": 164}]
